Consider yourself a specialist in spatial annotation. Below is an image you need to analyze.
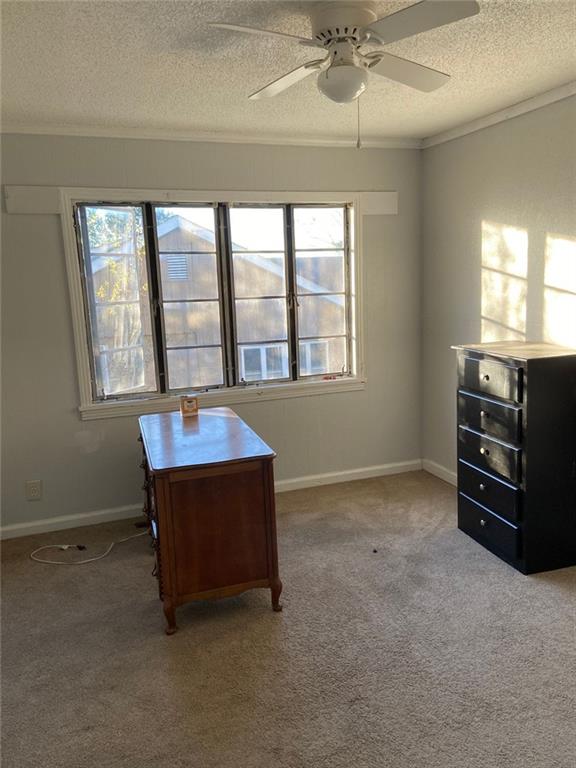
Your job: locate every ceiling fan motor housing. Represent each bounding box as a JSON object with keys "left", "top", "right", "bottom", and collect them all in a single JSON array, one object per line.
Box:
[{"left": 311, "top": 2, "right": 377, "bottom": 44}]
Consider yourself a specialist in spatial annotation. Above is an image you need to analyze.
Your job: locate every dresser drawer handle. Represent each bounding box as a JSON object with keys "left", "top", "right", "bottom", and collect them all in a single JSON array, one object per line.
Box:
[
  {"left": 480, "top": 410, "right": 490, "bottom": 419},
  {"left": 480, "top": 518, "right": 487, "bottom": 527},
  {"left": 482, "top": 374, "right": 490, "bottom": 382},
  {"left": 479, "top": 483, "right": 487, "bottom": 491},
  {"left": 480, "top": 447, "right": 490, "bottom": 456}
]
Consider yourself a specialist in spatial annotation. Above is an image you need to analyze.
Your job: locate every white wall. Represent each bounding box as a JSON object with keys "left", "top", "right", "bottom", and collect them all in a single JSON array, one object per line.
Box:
[
  {"left": 421, "top": 96, "right": 576, "bottom": 474},
  {"left": 1, "top": 136, "right": 421, "bottom": 530}
]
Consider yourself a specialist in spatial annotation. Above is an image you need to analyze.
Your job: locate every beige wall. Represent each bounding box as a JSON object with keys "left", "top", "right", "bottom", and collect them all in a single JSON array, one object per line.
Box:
[
  {"left": 421, "top": 96, "right": 576, "bottom": 473},
  {"left": 1, "top": 136, "right": 421, "bottom": 528}
]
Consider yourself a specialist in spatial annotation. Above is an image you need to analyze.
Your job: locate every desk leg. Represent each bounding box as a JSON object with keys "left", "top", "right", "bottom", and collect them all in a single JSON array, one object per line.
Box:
[
  {"left": 163, "top": 599, "right": 177, "bottom": 635},
  {"left": 271, "top": 579, "right": 283, "bottom": 612}
]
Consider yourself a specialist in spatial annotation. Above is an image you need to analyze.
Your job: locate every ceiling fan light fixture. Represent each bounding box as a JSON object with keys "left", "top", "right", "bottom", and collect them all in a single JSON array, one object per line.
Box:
[{"left": 317, "top": 64, "right": 368, "bottom": 103}]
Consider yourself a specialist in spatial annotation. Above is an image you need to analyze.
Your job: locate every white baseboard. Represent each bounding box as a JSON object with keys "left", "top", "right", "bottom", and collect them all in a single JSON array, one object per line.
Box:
[
  {"left": 0, "top": 504, "right": 142, "bottom": 540},
  {"left": 1, "top": 459, "right": 424, "bottom": 539},
  {"left": 422, "top": 459, "right": 457, "bottom": 486},
  {"left": 275, "top": 460, "right": 423, "bottom": 493}
]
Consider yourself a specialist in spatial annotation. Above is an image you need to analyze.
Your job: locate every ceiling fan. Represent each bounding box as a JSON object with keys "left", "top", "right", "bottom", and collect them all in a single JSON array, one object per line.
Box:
[{"left": 210, "top": 0, "right": 480, "bottom": 104}]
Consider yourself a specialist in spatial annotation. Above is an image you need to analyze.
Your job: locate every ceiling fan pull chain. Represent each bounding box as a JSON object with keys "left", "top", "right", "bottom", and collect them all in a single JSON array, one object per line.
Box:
[{"left": 356, "top": 96, "right": 361, "bottom": 149}]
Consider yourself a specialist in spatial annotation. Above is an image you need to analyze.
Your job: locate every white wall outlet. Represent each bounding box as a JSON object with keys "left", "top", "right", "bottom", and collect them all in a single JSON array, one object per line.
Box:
[{"left": 25, "top": 480, "right": 43, "bottom": 501}]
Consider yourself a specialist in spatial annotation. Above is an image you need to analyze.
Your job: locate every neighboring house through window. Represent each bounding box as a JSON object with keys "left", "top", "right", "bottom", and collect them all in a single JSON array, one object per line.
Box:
[{"left": 69, "top": 197, "right": 359, "bottom": 411}]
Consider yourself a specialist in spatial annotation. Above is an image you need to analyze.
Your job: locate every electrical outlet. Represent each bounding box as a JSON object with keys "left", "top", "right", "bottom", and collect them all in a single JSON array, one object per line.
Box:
[{"left": 25, "top": 480, "right": 43, "bottom": 501}]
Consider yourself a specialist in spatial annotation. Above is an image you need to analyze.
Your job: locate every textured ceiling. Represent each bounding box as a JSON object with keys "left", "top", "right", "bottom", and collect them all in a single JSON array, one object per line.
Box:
[{"left": 1, "top": 0, "right": 575, "bottom": 144}]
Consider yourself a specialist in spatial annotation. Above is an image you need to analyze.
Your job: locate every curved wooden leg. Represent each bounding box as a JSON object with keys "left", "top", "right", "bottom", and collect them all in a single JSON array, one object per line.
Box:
[
  {"left": 271, "top": 579, "right": 283, "bottom": 612},
  {"left": 163, "top": 600, "right": 177, "bottom": 635}
]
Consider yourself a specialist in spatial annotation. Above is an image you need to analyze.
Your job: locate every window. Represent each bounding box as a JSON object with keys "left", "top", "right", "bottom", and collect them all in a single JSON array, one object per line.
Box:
[
  {"left": 71, "top": 196, "right": 359, "bottom": 410},
  {"left": 239, "top": 343, "right": 290, "bottom": 382}
]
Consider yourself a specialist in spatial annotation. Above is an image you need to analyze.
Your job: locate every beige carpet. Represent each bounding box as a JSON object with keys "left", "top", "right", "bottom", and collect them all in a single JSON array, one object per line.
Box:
[{"left": 2, "top": 471, "right": 575, "bottom": 768}]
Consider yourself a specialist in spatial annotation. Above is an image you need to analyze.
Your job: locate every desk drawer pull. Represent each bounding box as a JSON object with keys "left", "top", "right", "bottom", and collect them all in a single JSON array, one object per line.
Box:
[
  {"left": 479, "top": 483, "right": 486, "bottom": 491},
  {"left": 482, "top": 374, "right": 490, "bottom": 382},
  {"left": 480, "top": 518, "right": 487, "bottom": 527},
  {"left": 480, "top": 447, "right": 490, "bottom": 456},
  {"left": 480, "top": 410, "right": 490, "bottom": 419}
]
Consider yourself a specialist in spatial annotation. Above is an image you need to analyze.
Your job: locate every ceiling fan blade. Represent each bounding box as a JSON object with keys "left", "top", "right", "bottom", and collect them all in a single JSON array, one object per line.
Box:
[
  {"left": 369, "top": 52, "right": 450, "bottom": 92},
  {"left": 249, "top": 60, "right": 327, "bottom": 100},
  {"left": 209, "top": 22, "right": 322, "bottom": 48},
  {"left": 366, "top": 0, "right": 480, "bottom": 45}
]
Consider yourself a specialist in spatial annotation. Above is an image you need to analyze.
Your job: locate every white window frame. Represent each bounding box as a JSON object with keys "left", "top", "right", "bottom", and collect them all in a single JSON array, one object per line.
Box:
[{"left": 60, "top": 187, "right": 366, "bottom": 420}]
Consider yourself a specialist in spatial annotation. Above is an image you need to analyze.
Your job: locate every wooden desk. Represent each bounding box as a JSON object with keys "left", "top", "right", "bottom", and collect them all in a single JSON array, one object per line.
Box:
[{"left": 139, "top": 408, "right": 282, "bottom": 634}]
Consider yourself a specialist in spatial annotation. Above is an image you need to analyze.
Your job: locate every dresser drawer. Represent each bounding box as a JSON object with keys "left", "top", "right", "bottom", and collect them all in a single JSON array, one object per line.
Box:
[
  {"left": 458, "top": 460, "right": 520, "bottom": 523},
  {"left": 458, "top": 427, "right": 521, "bottom": 483},
  {"left": 458, "top": 356, "right": 523, "bottom": 403},
  {"left": 458, "top": 391, "right": 522, "bottom": 444},
  {"left": 458, "top": 493, "right": 520, "bottom": 560}
]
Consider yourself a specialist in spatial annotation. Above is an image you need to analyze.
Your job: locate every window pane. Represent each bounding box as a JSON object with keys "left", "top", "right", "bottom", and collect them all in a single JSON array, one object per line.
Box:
[
  {"left": 235, "top": 298, "right": 288, "bottom": 343},
  {"left": 293, "top": 207, "right": 344, "bottom": 250},
  {"left": 266, "top": 346, "right": 284, "bottom": 377},
  {"left": 92, "top": 254, "right": 140, "bottom": 303},
  {"left": 239, "top": 343, "right": 289, "bottom": 382},
  {"left": 81, "top": 205, "right": 156, "bottom": 396},
  {"left": 163, "top": 301, "right": 222, "bottom": 348},
  {"left": 233, "top": 254, "right": 286, "bottom": 297},
  {"left": 242, "top": 347, "right": 262, "bottom": 380},
  {"left": 298, "top": 294, "right": 346, "bottom": 338},
  {"left": 155, "top": 206, "right": 217, "bottom": 253},
  {"left": 296, "top": 251, "right": 345, "bottom": 294},
  {"left": 99, "top": 348, "right": 155, "bottom": 395},
  {"left": 299, "top": 337, "right": 347, "bottom": 376},
  {"left": 159, "top": 252, "right": 219, "bottom": 300},
  {"left": 167, "top": 347, "right": 224, "bottom": 389},
  {"left": 95, "top": 303, "right": 148, "bottom": 347},
  {"left": 229, "top": 208, "right": 285, "bottom": 251}
]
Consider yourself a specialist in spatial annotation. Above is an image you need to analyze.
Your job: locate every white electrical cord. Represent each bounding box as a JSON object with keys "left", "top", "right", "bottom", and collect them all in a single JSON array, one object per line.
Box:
[{"left": 30, "top": 530, "right": 148, "bottom": 565}]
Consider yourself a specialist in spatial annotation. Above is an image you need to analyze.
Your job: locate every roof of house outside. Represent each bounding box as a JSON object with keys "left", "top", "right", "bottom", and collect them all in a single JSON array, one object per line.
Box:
[{"left": 92, "top": 214, "right": 342, "bottom": 302}]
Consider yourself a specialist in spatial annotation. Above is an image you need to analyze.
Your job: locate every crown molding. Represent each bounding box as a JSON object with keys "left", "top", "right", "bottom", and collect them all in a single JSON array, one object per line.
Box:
[
  {"left": 3, "top": 82, "right": 573, "bottom": 151},
  {"left": 422, "top": 81, "right": 576, "bottom": 149},
  {"left": 0, "top": 122, "right": 422, "bottom": 149}
]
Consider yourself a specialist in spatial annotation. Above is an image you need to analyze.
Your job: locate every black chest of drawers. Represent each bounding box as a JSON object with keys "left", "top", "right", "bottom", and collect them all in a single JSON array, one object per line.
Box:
[{"left": 454, "top": 342, "right": 576, "bottom": 574}]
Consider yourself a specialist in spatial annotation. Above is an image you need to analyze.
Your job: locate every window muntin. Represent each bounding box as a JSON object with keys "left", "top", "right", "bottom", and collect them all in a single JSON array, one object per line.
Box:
[{"left": 75, "top": 201, "right": 354, "bottom": 402}]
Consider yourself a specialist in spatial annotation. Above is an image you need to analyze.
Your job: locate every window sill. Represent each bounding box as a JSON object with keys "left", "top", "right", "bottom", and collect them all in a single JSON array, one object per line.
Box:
[{"left": 78, "top": 376, "right": 366, "bottom": 421}]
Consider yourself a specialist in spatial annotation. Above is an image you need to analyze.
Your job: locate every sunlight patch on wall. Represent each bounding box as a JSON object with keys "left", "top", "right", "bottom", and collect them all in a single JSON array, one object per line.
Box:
[
  {"left": 481, "top": 221, "right": 528, "bottom": 342},
  {"left": 543, "top": 234, "right": 576, "bottom": 347}
]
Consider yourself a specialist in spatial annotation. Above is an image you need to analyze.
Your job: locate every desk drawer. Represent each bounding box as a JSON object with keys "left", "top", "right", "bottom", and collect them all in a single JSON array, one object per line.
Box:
[
  {"left": 458, "top": 461, "right": 520, "bottom": 523},
  {"left": 458, "top": 427, "right": 521, "bottom": 484},
  {"left": 458, "top": 391, "right": 522, "bottom": 444},
  {"left": 458, "top": 494, "right": 520, "bottom": 560},
  {"left": 458, "top": 356, "right": 522, "bottom": 403}
]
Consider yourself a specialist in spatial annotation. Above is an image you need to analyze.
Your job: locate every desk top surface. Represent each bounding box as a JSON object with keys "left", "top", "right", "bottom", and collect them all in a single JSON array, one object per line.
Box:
[{"left": 139, "top": 408, "right": 275, "bottom": 473}]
